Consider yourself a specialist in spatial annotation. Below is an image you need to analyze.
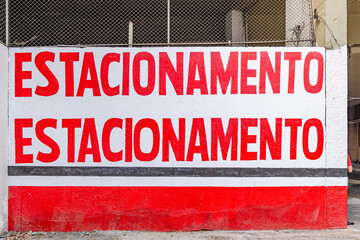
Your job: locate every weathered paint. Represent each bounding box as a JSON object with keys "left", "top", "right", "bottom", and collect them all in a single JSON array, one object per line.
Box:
[
  {"left": 9, "top": 186, "right": 347, "bottom": 231},
  {"left": 7, "top": 47, "right": 348, "bottom": 231},
  {"left": 325, "top": 47, "right": 348, "bottom": 170},
  {"left": 0, "top": 44, "right": 8, "bottom": 234}
]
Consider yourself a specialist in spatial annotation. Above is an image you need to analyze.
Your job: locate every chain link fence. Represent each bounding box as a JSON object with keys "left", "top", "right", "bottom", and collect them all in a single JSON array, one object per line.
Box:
[
  {"left": 2, "top": 0, "right": 314, "bottom": 47},
  {"left": 0, "top": 0, "right": 5, "bottom": 45}
]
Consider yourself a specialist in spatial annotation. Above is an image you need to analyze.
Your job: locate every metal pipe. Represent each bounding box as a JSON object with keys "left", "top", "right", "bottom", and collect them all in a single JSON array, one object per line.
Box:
[
  {"left": 128, "top": 21, "right": 133, "bottom": 47},
  {"left": 51, "top": 39, "right": 314, "bottom": 48},
  {"left": 5, "top": 0, "right": 9, "bottom": 45},
  {"left": 167, "top": 0, "right": 170, "bottom": 44}
]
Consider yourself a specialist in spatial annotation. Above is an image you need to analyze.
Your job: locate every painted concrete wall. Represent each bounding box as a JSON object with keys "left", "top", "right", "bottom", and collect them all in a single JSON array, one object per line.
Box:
[
  {"left": 312, "top": 0, "right": 347, "bottom": 48},
  {"left": 313, "top": 0, "right": 326, "bottom": 47},
  {"left": 325, "top": 46, "right": 348, "bottom": 228},
  {"left": 0, "top": 1, "right": 350, "bottom": 232},
  {"left": 326, "top": 46, "right": 347, "bottom": 169},
  {"left": 0, "top": 44, "right": 8, "bottom": 234},
  {"left": 6, "top": 46, "right": 348, "bottom": 231},
  {"left": 324, "top": 0, "right": 347, "bottom": 48}
]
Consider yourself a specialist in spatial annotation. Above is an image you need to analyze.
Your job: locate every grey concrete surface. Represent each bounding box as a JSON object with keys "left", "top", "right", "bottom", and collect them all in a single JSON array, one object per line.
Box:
[{"left": 3, "top": 228, "right": 360, "bottom": 240}]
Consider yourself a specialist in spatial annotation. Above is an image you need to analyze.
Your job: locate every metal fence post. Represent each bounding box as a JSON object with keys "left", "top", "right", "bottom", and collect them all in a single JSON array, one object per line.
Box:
[
  {"left": 167, "top": 0, "right": 170, "bottom": 44},
  {"left": 5, "top": 0, "right": 8, "bottom": 45}
]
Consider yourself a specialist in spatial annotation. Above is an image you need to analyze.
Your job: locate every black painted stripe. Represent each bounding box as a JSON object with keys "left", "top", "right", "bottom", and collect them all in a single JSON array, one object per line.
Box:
[{"left": 8, "top": 166, "right": 347, "bottom": 178}]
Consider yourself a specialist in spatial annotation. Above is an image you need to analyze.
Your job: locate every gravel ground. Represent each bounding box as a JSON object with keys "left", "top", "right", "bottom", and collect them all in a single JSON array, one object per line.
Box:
[{"left": 2, "top": 229, "right": 360, "bottom": 240}]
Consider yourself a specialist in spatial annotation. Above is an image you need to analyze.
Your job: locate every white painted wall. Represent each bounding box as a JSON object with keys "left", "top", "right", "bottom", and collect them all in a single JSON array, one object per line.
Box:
[
  {"left": 8, "top": 47, "right": 326, "bottom": 171},
  {"left": 325, "top": 46, "right": 347, "bottom": 172},
  {"left": 0, "top": 43, "right": 8, "bottom": 234},
  {"left": 1, "top": 46, "right": 347, "bottom": 231}
]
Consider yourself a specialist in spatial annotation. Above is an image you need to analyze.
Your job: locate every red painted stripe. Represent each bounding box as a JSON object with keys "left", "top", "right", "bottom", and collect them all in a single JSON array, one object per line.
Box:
[{"left": 8, "top": 186, "right": 347, "bottom": 232}]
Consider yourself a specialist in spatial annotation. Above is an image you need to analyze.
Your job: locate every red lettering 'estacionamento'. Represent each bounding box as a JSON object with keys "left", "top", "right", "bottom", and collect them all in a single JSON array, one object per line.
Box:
[
  {"left": 14, "top": 117, "right": 324, "bottom": 164},
  {"left": 14, "top": 51, "right": 324, "bottom": 97}
]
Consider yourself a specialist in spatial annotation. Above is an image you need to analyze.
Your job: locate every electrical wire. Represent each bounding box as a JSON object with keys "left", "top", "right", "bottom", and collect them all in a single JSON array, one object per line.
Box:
[{"left": 315, "top": 14, "right": 340, "bottom": 48}]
